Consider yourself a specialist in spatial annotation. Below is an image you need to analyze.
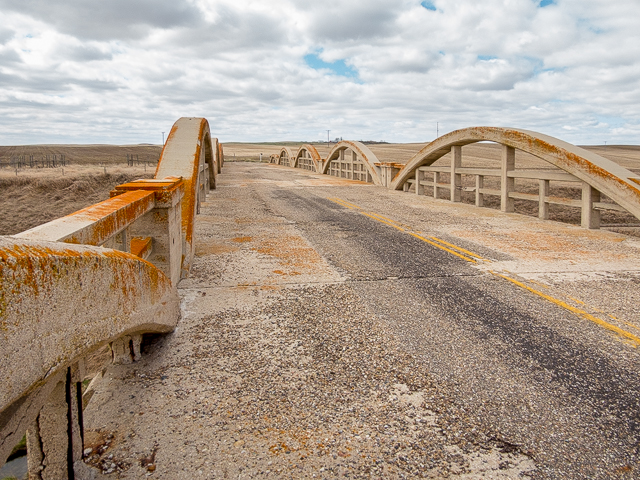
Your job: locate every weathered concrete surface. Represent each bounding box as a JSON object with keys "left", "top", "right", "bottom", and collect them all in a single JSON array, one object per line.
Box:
[
  {"left": 83, "top": 162, "right": 640, "bottom": 479},
  {"left": 0, "top": 238, "right": 179, "bottom": 465},
  {"left": 390, "top": 127, "right": 640, "bottom": 223}
]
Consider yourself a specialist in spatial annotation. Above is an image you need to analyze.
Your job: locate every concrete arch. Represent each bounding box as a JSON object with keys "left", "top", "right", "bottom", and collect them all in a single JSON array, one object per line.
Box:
[
  {"left": 0, "top": 237, "right": 179, "bottom": 464},
  {"left": 216, "top": 140, "right": 224, "bottom": 173},
  {"left": 390, "top": 127, "right": 640, "bottom": 221},
  {"left": 205, "top": 131, "right": 217, "bottom": 190},
  {"left": 156, "top": 117, "right": 214, "bottom": 277},
  {"left": 278, "top": 147, "right": 294, "bottom": 167},
  {"left": 294, "top": 144, "right": 322, "bottom": 172},
  {"left": 321, "top": 141, "right": 382, "bottom": 185}
]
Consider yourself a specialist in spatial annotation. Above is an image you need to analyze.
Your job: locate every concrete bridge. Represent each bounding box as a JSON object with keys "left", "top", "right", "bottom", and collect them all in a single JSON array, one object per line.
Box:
[
  {"left": 273, "top": 128, "right": 640, "bottom": 230},
  {"left": 2, "top": 119, "right": 640, "bottom": 478}
]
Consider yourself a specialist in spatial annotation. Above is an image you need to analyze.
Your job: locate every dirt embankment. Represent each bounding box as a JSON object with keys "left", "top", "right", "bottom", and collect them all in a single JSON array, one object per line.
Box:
[{"left": 0, "top": 168, "right": 153, "bottom": 235}]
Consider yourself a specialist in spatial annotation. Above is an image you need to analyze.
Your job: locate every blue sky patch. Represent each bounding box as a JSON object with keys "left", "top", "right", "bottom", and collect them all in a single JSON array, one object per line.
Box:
[
  {"left": 478, "top": 55, "right": 498, "bottom": 61},
  {"left": 304, "top": 53, "right": 358, "bottom": 78},
  {"left": 421, "top": 1, "right": 436, "bottom": 11},
  {"left": 539, "top": 0, "right": 554, "bottom": 7}
]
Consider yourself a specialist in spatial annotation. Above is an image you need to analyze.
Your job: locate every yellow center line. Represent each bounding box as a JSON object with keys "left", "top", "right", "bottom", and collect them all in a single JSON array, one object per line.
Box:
[
  {"left": 328, "top": 196, "right": 639, "bottom": 346},
  {"left": 360, "top": 212, "right": 406, "bottom": 232},
  {"left": 492, "top": 272, "right": 640, "bottom": 347},
  {"left": 426, "top": 235, "right": 488, "bottom": 261},
  {"left": 329, "top": 197, "right": 361, "bottom": 210},
  {"left": 407, "top": 232, "right": 477, "bottom": 263}
]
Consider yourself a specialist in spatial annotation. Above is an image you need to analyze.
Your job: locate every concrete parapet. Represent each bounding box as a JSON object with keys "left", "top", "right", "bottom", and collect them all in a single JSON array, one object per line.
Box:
[
  {"left": 0, "top": 237, "right": 179, "bottom": 467},
  {"left": 0, "top": 116, "right": 222, "bottom": 473},
  {"left": 155, "top": 117, "right": 217, "bottom": 278}
]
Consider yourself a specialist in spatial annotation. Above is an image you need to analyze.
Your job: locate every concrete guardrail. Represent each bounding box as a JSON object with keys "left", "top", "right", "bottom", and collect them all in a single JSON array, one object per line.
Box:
[{"left": 0, "top": 117, "right": 222, "bottom": 478}]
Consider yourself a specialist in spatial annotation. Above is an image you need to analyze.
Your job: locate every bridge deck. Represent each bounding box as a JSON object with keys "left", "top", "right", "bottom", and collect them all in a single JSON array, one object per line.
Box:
[{"left": 83, "top": 162, "right": 640, "bottom": 478}]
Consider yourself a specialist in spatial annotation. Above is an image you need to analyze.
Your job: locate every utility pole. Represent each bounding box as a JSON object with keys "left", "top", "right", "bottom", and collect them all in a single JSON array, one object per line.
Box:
[{"left": 327, "top": 130, "right": 331, "bottom": 147}]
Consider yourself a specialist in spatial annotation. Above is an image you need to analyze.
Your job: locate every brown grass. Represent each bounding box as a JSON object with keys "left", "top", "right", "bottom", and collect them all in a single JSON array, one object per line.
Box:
[
  {"left": 0, "top": 165, "right": 153, "bottom": 235},
  {"left": 0, "top": 144, "right": 161, "bottom": 166}
]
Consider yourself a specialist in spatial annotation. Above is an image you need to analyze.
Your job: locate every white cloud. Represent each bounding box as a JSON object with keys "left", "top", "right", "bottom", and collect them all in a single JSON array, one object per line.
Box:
[{"left": 0, "top": 0, "right": 639, "bottom": 145}]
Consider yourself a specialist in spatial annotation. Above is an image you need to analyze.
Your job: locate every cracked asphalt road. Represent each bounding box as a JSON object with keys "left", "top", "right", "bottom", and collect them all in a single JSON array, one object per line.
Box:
[{"left": 84, "top": 162, "right": 640, "bottom": 479}]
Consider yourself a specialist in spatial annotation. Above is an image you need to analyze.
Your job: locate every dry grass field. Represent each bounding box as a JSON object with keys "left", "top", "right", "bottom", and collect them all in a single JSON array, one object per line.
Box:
[
  {"left": 1, "top": 142, "right": 639, "bottom": 236},
  {"left": 0, "top": 144, "right": 162, "bottom": 235},
  {"left": 0, "top": 164, "right": 154, "bottom": 236},
  {"left": 0, "top": 144, "right": 161, "bottom": 166}
]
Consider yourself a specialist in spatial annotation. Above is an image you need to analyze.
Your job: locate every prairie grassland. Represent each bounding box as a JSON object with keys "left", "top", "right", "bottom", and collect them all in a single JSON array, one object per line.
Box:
[
  {"left": 0, "top": 164, "right": 153, "bottom": 235},
  {"left": 0, "top": 143, "right": 161, "bottom": 166}
]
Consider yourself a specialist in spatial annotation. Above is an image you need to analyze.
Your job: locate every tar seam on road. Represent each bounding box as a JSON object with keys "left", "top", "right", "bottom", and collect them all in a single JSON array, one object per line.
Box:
[{"left": 327, "top": 197, "right": 640, "bottom": 348}]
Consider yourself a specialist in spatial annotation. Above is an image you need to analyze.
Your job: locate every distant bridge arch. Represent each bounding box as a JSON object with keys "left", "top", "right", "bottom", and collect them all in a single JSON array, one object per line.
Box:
[
  {"left": 293, "top": 144, "right": 322, "bottom": 172},
  {"left": 391, "top": 127, "right": 640, "bottom": 227},
  {"left": 322, "top": 141, "right": 382, "bottom": 185},
  {"left": 276, "top": 147, "right": 294, "bottom": 167}
]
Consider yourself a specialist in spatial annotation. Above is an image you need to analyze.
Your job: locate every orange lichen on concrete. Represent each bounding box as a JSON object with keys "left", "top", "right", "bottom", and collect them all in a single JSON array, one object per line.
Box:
[
  {"left": 251, "top": 233, "right": 324, "bottom": 274},
  {"left": 1, "top": 237, "right": 178, "bottom": 420},
  {"left": 195, "top": 243, "right": 239, "bottom": 256},
  {"left": 232, "top": 236, "right": 253, "bottom": 243},
  {"left": 15, "top": 190, "right": 156, "bottom": 246},
  {"left": 131, "top": 237, "right": 152, "bottom": 259}
]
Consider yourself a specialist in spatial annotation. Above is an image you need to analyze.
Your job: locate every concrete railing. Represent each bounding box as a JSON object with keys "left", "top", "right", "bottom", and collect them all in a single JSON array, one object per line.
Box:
[
  {"left": 269, "top": 127, "right": 640, "bottom": 228},
  {"left": 0, "top": 117, "right": 220, "bottom": 478},
  {"left": 391, "top": 127, "right": 640, "bottom": 229}
]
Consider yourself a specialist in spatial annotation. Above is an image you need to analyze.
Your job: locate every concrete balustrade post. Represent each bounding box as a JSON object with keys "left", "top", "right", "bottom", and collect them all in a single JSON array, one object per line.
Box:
[
  {"left": 501, "top": 145, "right": 515, "bottom": 212},
  {"left": 539, "top": 179, "right": 550, "bottom": 220},
  {"left": 581, "top": 183, "right": 601, "bottom": 229},
  {"left": 350, "top": 150, "right": 355, "bottom": 180},
  {"left": 110, "top": 334, "right": 143, "bottom": 365},
  {"left": 433, "top": 172, "right": 440, "bottom": 199},
  {"left": 451, "top": 145, "right": 462, "bottom": 202},
  {"left": 416, "top": 169, "right": 424, "bottom": 195},
  {"left": 475, "top": 175, "right": 484, "bottom": 207},
  {"left": 120, "top": 226, "right": 130, "bottom": 253},
  {"left": 377, "top": 164, "right": 400, "bottom": 188},
  {"left": 111, "top": 178, "right": 185, "bottom": 286}
]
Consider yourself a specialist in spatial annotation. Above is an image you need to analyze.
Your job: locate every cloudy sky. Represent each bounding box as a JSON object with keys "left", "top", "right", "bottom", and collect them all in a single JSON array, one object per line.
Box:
[{"left": 0, "top": 0, "right": 639, "bottom": 145}]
